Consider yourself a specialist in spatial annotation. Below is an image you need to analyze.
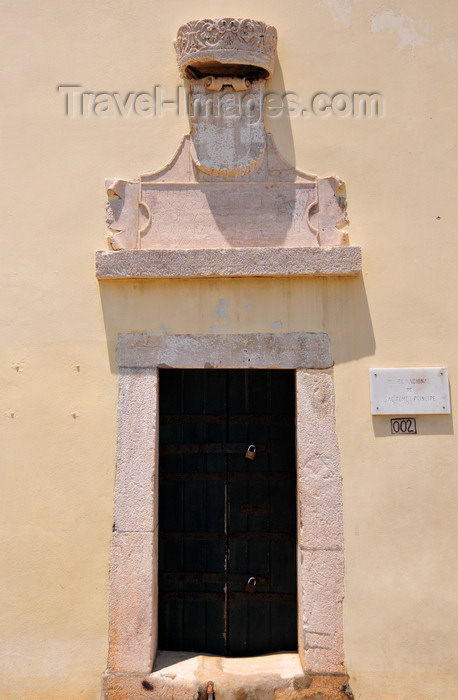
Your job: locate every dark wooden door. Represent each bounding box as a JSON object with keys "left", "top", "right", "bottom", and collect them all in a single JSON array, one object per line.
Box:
[{"left": 158, "top": 369, "right": 297, "bottom": 656}]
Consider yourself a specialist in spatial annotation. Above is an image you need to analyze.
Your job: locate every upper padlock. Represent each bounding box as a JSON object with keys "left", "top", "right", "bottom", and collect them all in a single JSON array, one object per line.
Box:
[{"left": 245, "top": 445, "right": 256, "bottom": 460}]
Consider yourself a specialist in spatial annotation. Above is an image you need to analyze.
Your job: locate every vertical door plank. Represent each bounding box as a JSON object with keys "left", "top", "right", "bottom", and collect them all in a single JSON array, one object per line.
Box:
[{"left": 158, "top": 369, "right": 227, "bottom": 653}]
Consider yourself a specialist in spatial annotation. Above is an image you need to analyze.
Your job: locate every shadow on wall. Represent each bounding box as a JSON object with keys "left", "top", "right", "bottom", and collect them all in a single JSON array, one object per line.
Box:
[
  {"left": 182, "top": 55, "right": 298, "bottom": 170},
  {"left": 372, "top": 412, "right": 454, "bottom": 437},
  {"left": 98, "top": 274, "right": 375, "bottom": 374},
  {"left": 265, "top": 56, "right": 297, "bottom": 169}
]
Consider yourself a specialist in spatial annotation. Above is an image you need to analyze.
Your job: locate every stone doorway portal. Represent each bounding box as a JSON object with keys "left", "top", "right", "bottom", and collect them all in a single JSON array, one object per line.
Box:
[
  {"left": 158, "top": 368, "right": 297, "bottom": 656},
  {"left": 104, "top": 332, "right": 346, "bottom": 698}
]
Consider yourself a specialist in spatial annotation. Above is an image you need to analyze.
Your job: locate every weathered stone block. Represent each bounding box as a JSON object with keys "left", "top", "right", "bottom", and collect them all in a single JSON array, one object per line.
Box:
[
  {"left": 296, "top": 371, "right": 344, "bottom": 552},
  {"left": 96, "top": 246, "right": 362, "bottom": 279},
  {"left": 116, "top": 332, "right": 333, "bottom": 370},
  {"left": 108, "top": 532, "right": 156, "bottom": 673},
  {"left": 114, "top": 368, "right": 158, "bottom": 533},
  {"left": 298, "top": 549, "right": 345, "bottom": 674}
]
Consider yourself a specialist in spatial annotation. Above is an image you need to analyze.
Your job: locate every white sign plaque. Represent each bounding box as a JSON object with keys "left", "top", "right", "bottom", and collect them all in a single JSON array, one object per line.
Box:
[{"left": 370, "top": 367, "right": 450, "bottom": 415}]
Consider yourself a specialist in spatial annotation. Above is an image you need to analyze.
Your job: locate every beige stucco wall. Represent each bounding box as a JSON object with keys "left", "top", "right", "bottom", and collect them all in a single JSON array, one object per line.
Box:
[{"left": 1, "top": 1, "right": 457, "bottom": 698}]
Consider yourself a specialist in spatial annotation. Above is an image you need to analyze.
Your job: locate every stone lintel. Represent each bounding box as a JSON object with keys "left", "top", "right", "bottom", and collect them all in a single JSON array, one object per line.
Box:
[
  {"left": 96, "top": 247, "right": 361, "bottom": 279},
  {"left": 116, "top": 332, "right": 332, "bottom": 370}
]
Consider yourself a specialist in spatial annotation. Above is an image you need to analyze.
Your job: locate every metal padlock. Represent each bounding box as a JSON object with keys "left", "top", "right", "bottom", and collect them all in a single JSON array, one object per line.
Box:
[
  {"left": 245, "top": 444, "right": 256, "bottom": 460},
  {"left": 245, "top": 576, "right": 257, "bottom": 593}
]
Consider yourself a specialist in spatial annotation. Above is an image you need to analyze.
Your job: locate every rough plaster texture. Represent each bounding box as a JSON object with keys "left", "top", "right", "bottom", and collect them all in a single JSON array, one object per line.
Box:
[
  {"left": 96, "top": 246, "right": 361, "bottom": 279},
  {"left": 116, "top": 332, "right": 333, "bottom": 370},
  {"left": 107, "top": 334, "right": 345, "bottom": 697}
]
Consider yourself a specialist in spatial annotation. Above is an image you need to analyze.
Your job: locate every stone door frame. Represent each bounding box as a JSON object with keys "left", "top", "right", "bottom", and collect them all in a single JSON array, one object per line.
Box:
[{"left": 106, "top": 332, "right": 345, "bottom": 683}]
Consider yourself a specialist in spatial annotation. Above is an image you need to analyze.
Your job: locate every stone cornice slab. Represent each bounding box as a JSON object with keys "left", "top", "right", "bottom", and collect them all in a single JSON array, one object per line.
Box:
[{"left": 96, "top": 246, "right": 361, "bottom": 279}]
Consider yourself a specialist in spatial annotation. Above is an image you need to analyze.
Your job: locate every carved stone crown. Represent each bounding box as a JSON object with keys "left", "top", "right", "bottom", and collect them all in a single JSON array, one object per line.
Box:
[{"left": 175, "top": 18, "right": 277, "bottom": 79}]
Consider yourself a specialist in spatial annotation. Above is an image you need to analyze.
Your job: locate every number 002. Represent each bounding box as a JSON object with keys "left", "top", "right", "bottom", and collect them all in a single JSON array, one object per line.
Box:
[{"left": 390, "top": 418, "right": 417, "bottom": 434}]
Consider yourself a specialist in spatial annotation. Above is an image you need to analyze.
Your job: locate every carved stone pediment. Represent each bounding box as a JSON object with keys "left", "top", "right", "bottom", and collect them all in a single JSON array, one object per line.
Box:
[
  {"left": 98, "top": 19, "right": 360, "bottom": 279},
  {"left": 106, "top": 134, "right": 348, "bottom": 251}
]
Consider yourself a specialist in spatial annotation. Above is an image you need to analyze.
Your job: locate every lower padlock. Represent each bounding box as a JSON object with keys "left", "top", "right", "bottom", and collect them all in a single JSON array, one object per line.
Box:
[
  {"left": 245, "top": 576, "right": 257, "bottom": 593},
  {"left": 245, "top": 444, "right": 256, "bottom": 460}
]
